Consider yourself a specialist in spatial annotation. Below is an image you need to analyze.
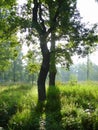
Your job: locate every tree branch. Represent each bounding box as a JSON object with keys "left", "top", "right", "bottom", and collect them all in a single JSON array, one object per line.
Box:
[
  {"left": 47, "top": 0, "right": 62, "bottom": 36},
  {"left": 32, "top": 0, "right": 39, "bottom": 22},
  {"left": 32, "top": 0, "right": 43, "bottom": 34},
  {"left": 39, "top": 2, "right": 46, "bottom": 33}
]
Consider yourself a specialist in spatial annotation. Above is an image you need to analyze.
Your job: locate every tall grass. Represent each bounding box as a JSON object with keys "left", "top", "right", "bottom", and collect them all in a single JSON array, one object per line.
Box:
[{"left": 0, "top": 82, "right": 98, "bottom": 130}]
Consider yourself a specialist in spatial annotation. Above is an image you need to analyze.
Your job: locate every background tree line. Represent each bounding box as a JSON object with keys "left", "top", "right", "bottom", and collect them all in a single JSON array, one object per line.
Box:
[
  {"left": 1, "top": 46, "right": 98, "bottom": 84},
  {"left": 57, "top": 62, "right": 98, "bottom": 82}
]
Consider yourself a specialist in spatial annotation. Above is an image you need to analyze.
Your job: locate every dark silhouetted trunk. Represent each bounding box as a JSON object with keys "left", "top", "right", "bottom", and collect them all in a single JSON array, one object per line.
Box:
[
  {"left": 37, "top": 37, "right": 50, "bottom": 101},
  {"left": 49, "top": 32, "right": 57, "bottom": 86},
  {"left": 49, "top": 71, "right": 56, "bottom": 86},
  {"left": 13, "top": 60, "right": 16, "bottom": 82},
  {"left": 87, "top": 53, "right": 90, "bottom": 80}
]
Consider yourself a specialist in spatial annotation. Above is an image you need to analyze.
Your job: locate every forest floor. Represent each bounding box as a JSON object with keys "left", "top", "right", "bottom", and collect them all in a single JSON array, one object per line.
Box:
[{"left": 0, "top": 81, "right": 98, "bottom": 130}]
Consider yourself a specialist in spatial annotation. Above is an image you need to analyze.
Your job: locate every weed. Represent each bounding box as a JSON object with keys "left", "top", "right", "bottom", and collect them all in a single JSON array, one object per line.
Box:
[{"left": 0, "top": 82, "right": 98, "bottom": 130}]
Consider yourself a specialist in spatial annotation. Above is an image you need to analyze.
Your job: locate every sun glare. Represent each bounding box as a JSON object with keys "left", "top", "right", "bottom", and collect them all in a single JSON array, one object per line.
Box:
[{"left": 77, "top": 0, "right": 98, "bottom": 24}]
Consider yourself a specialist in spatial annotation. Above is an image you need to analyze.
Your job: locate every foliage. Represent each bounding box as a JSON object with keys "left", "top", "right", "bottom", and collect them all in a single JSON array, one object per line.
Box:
[
  {"left": 27, "top": 62, "right": 40, "bottom": 74},
  {"left": 25, "top": 50, "right": 40, "bottom": 75},
  {"left": 0, "top": 0, "right": 21, "bottom": 73},
  {"left": 0, "top": 0, "right": 19, "bottom": 40},
  {"left": 0, "top": 82, "right": 98, "bottom": 130},
  {"left": 0, "top": 36, "right": 20, "bottom": 72},
  {"left": 16, "top": 0, "right": 98, "bottom": 67}
]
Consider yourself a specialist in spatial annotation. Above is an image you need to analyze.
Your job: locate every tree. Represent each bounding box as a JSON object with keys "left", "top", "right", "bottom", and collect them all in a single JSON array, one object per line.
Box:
[
  {"left": 0, "top": 1, "right": 21, "bottom": 81},
  {"left": 11, "top": 49, "right": 23, "bottom": 82},
  {"left": 0, "top": 39, "right": 21, "bottom": 82},
  {"left": 45, "top": 0, "right": 98, "bottom": 87},
  {"left": 16, "top": 0, "right": 98, "bottom": 101},
  {"left": 0, "top": 36, "right": 18, "bottom": 69},
  {"left": 31, "top": 0, "right": 79, "bottom": 100}
]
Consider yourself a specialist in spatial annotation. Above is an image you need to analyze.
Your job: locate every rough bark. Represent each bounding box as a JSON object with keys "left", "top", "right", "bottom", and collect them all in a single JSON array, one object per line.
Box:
[
  {"left": 49, "top": 33, "right": 57, "bottom": 86},
  {"left": 49, "top": 71, "right": 56, "bottom": 86},
  {"left": 37, "top": 37, "right": 50, "bottom": 101}
]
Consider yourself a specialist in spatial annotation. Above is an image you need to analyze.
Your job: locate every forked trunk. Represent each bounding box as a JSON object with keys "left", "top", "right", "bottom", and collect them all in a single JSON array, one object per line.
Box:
[{"left": 37, "top": 37, "right": 50, "bottom": 101}]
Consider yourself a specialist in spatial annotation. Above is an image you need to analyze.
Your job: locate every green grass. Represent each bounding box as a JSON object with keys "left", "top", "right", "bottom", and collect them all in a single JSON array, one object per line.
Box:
[{"left": 0, "top": 82, "right": 98, "bottom": 130}]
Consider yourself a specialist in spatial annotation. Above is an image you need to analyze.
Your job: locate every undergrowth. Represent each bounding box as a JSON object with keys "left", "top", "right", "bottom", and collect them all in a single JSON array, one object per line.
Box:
[{"left": 0, "top": 82, "right": 98, "bottom": 130}]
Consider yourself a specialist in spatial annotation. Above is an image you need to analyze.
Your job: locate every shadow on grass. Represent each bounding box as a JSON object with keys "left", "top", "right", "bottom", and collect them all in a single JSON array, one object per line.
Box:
[
  {"left": 6, "top": 84, "right": 98, "bottom": 130},
  {"left": 0, "top": 84, "right": 33, "bottom": 129},
  {"left": 45, "top": 86, "right": 62, "bottom": 130},
  {"left": 30, "top": 86, "right": 62, "bottom": 130},
  {"left": 3, "top": 86, "right": 62, "bottom": 130},
  {"left": 0, "top": 84, "right": 32, "bottom": 94}
]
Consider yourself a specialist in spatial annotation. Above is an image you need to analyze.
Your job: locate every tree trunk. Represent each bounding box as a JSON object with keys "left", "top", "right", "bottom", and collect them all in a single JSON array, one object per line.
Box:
[
  {"left": 13, "top": 60, "right": 16, "bottom": 82},
  {"left": 49, "top": 32, "right": 57, "bottom": 86},
  {"left": 87, "top": 53, "right": 90, "bottom": 80},
  {"left": 37, "top": 37, "right": 50, "bottom": 101},
  {"left": 49, "top": 71, "right": 56, "bottom": 86}
]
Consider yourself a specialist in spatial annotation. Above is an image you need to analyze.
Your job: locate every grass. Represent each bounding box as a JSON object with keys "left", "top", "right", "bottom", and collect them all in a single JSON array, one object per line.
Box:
[{"left": 0, "top": 82, "right": 98, "bottom": 130}]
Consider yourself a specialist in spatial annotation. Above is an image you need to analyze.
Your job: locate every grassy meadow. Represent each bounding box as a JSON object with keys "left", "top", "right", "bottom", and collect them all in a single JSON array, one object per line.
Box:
[{"left": 0, "top": 82, "right": 98, "bottom": 130}]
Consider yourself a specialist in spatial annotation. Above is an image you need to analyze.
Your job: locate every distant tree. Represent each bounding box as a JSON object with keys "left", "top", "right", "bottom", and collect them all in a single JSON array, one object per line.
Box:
[
  {"left": 26, "top": 49, "right": 40, "bottom": 84},
  {"left": 11, "top": 50, "right": 23, "bottom": 82},
  {"left": 0, "top": 36, "right": 20, "bottom": 80},
  {"left": 91, "top": 64, "right": 98, "bottom": 81},
  {"left": 0, "top": 0, "right": 24, "bottom": 83},
  {"left": 77, "top": 63, "right": 87, "bottom": 81}
]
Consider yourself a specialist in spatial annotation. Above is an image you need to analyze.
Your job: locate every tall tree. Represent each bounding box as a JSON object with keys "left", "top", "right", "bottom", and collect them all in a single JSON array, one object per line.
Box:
[
  {"left": 17, "top": 0, "right": 97, "bottom": 101},
  {"left": 48, "top": 1, "right": 98, "bottom": 86},
  {"left": 31, "top": 0, "right": 79, "bottom": 100}
]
